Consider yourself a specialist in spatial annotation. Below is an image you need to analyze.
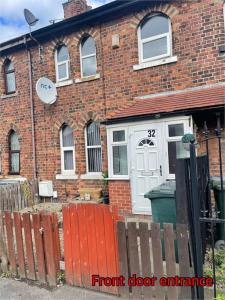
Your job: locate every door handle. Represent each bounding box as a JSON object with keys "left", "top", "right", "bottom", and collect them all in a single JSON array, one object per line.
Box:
[{"left": 160, "top": 165, "right": 162, "bottom": 176}]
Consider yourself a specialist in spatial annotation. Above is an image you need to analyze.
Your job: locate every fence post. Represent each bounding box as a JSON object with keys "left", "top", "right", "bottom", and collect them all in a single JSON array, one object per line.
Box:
[
  {"left": 0, "top": 212, "right": 8, "bottom": 272},
  {"left": 175, "top": 159, "right": 189, "bottom": 224},
  {"left": 189, "top": 141, "right": 204, "bottom": 300}
]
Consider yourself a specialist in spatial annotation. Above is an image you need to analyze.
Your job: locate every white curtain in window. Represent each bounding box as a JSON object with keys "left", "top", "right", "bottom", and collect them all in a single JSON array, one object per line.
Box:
[
  {"left": 86, "top": 122, "right": 102, "bottom": 172},
  {"left": 10, "top": 131, "right": 20, "bottom": 174}
]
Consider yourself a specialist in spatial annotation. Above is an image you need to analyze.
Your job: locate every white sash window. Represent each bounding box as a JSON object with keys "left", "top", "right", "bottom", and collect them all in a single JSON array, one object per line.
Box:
[{"left": 60, "top": 125, "right": 75, "bottom": 174}]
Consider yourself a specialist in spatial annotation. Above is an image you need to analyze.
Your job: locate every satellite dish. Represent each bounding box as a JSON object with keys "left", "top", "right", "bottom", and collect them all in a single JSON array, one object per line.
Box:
[
  {"left": 24, "top": 9, "right": 39, "bottom": 27},
  {"left": 36, "top": 77, "right": 57, "bottom": 105}
]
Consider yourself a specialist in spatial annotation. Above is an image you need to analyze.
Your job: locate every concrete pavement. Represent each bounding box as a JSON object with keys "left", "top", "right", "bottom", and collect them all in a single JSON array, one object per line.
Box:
[{"left": 0, "top": 279, "right": 119, "bottom": 300}]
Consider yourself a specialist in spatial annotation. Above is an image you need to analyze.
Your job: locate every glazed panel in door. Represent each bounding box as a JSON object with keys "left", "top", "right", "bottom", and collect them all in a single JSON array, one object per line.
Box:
[{"left": 131, "top": 125, "right": 163, "bottom": 214}]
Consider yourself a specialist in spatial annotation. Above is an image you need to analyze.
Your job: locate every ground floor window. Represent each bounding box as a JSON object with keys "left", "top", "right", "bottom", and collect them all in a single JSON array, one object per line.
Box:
[
  {"left": 86, "top": 122, "right": 102, "bottom": 173},
  {"left": 167, "top": 122, "right": 190, "bottom": 176},
  {"left": 9, "top": 131, "right": 20, "bottom": 174},
  {"left": 108, "top": 129, "right": 128, "bottom": 178},
  {"left": 60, "top": 124, "right": 75, "bottom": 174}
]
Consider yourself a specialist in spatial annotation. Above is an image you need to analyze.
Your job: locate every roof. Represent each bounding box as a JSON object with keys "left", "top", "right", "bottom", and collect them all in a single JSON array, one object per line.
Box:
[
  {"left": 0, "top": 0, "right": 171, "bottom": 54},
  {"left": 106, "top": 85, "right": 225, "bottom": 123}
]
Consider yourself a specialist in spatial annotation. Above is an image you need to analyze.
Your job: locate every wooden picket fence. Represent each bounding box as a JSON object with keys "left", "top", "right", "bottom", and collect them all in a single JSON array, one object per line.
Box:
[
  {"left": 0, "top": 211, "right": 61, "bottom": 286},
  {"left": 0, "top": 202, "right": 193, "bottom": 299},
  {"left": 63, "top": 203, "right": 120, "bottom": 295},
  {"left": 117, "top": 222, "right": 193, "bottom": 300},
  {"left": 0, "top": 180, "right": 38, "bottom": 211}
]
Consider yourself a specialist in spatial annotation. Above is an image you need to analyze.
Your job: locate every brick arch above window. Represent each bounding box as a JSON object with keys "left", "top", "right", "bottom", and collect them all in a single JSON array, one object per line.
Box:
[
  {"left": 0, "top": 55, "right": 16, "bottom": 67},
  {"left": 130, "top": 4, "right": 179, "bottom": 29},
  {"left": 49, "top": 36, "right": 72, "bottom": 57},
  {"left": 53, "top": 116, "right": 77, "bottom": 148},
  {"left": 54, "top": 115, "right": 78, "bottom": 132},
  {"left": 5, "top": 124, "right": 21, "bottom": 144},
  {"left": 79, "top": 111, "right": 102, "bottom": 129},
  {"left": 74, "top": 28, "right": 100, "bottom": 50},
  {"left": 0, "top": 56, "right": 17, "bottom": 94}
]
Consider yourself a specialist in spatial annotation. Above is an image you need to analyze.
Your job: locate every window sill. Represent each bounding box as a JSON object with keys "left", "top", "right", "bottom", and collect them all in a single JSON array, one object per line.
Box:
[
  {"left": 107, "top": 177, "right": 130, "bottom": 181},
  {"left": 80, "top": 173, "right": 103, "bottom": 180},
  {"left": 56, "top": 174, "right": 78, "bottom": 180},
  {"left": 55, "top": 79, "right": 73, "bottom": 88},
  {"left": 75, "top": 73, "right": 100, "bottom": 83},
  {"left": 1, "top": 92, "right": 18, "bottom": 99},
  {"left": 0, "top": 176, "right": 27, "bottom": 182},
  {"left": 133, "top": 56, "right": 178, "bottom": 71}
]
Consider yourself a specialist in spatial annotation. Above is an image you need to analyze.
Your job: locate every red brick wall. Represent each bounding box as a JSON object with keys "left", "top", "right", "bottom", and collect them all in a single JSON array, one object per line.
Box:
[
  {"left": 108, "top": 180, "right": 132, "bottom": 216},
  {"left": 197, "top": 127, "right": 225, "bottom": 178},
  {"left": 0, "top": 51, "right": 34, "bottom": 179},
  {"left": 0, "top": 0, "right": 224, "bottom": 207}
]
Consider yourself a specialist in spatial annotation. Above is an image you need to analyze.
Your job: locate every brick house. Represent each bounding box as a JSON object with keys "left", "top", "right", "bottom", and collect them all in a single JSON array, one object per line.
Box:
[{"left": 0, "top": 0, "right": 224, "bottom": 216}]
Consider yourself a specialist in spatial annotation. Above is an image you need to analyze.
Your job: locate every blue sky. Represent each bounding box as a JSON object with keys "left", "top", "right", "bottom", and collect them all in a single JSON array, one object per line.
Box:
[{"left": 0, "top": 0, "right": 112, "bottom": 43}]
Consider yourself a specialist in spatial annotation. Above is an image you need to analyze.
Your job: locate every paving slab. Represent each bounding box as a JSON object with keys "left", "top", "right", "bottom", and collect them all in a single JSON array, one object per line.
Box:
[{"left": 0, "top": 279, "right": 119, "bottom": 300}]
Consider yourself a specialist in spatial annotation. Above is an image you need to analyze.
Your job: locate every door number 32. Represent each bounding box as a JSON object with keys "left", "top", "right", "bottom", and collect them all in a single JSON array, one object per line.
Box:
[{"left": 148, "top": 130, "right": 156, "bottom": 137}]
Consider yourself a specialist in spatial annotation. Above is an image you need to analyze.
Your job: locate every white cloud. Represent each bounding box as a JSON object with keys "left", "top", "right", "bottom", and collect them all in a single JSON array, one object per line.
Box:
[{"left": 0, "top": 0, "right": 112, "bottom": 43}]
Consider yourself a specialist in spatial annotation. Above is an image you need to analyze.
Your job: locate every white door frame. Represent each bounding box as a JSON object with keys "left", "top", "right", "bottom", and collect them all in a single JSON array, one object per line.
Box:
[
  {"left": 106, "top": 115, "right": 193, "bottom": 215},
  {"left": 128, "top": 116, "right": 192, "bottom": 215}
]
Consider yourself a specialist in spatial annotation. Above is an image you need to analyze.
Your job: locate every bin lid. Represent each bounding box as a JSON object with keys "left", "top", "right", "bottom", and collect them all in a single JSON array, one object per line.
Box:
[
  {"left": 211, "top": 176, "right": 225, "bottom": 191},
  {"left": 144, "top": 180, "right": 176, "bottom": 200}
]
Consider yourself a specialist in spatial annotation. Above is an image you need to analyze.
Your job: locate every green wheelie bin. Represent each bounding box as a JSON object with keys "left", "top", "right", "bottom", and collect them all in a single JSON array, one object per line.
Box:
[
  {"left": 144, "top": 181, "right": 178, "bottom": 261},
  {"left": 144, "top": 181, "right": 176, "bottom": 225}
]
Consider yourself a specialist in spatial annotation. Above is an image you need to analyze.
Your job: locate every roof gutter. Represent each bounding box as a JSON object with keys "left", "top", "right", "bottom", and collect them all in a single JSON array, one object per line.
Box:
[{"left": 0, "top": 0, "right": 166, "bottom": 54}]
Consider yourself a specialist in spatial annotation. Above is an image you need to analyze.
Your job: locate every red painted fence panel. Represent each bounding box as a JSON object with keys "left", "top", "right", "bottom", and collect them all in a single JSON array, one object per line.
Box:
[
  {"left": 63, "top": 203, "right": 119, "bottom": 295},
  {"left": 70, "top": 204, "right": 82, "bottom": 286}
]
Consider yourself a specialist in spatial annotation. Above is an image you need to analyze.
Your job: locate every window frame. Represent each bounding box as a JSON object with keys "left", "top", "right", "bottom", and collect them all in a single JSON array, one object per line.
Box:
[
  {"left": 80, "top": 36, "right": 97, "bottom": 78},
  {"left": 85, "top": 122, "right": 102, "bottom": 174},
  {"left": 138, "top": 14, "right": 172, "bottom": 64},
  {"left": 55, "top": 45, "right": 70, "bottom": 82},
  {"left": 4, "top": 60, "right": 16, "bottom": 95},
  {"left": 9, "top": 131, "right": 20, "bottom": 175},
  {"left": 107, "top": 128, "right": 129, "bottom": 179},
  {"left": 165, "top": 119, "right": 192, "bottom": 179},
  {"left": 60, "top": 125, "right": 76, "bottom": 175}
]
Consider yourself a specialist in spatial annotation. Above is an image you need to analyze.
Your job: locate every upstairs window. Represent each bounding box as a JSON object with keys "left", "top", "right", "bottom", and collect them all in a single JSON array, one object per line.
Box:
[
  {"left": 9, "top": 131, "right": 20, "bottom": 174},
  {"left": 139, "top": 14, "right": 172, "bottom": 63},
  {"left": 4, "top": 60, "right": 16, "bottom": 94},
  {"left": 60, "top": 125, "right": 75, "bottom": 174},
  {"left": 86, "top": 122, "right": 102, "bottom": 173},
  {"left": 55, "top": 45, "right": 70, "bottom": 82},
  {"left": 80, "top": 36, "right": 97, "bottom": 77}
]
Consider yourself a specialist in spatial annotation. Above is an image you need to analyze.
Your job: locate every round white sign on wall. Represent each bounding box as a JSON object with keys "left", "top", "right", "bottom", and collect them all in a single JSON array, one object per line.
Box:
[{"left": 36, "top": 77, "right": 57, "bottom": 105}]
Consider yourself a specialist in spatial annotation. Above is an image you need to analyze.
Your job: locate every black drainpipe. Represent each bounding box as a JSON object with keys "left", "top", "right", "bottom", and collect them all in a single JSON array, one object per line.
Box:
[{"left": 24, "top": 37, "right": 37, "bottom": 180}]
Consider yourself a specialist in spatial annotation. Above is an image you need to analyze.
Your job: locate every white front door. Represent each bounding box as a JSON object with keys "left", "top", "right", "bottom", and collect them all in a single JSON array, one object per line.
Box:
[{"left": 130, "top": 124, "right": 164, "bottom": 215}]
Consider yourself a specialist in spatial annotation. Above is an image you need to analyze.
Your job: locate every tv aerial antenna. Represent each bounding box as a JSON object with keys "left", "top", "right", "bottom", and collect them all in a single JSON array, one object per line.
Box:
[{"left": 24, "top": 9, "right": 42, "bottom": 58}]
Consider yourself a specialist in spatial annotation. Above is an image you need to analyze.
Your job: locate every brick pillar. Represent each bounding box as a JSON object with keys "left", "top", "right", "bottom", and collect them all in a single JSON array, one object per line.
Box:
[{"left": 108, "top": 180, "right": 132, "bottom": 216}]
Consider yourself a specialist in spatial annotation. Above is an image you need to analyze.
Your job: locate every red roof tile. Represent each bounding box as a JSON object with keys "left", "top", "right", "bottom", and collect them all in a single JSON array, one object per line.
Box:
[{"left": 109, "top": 85, "right": 225, "bottom": 120}]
